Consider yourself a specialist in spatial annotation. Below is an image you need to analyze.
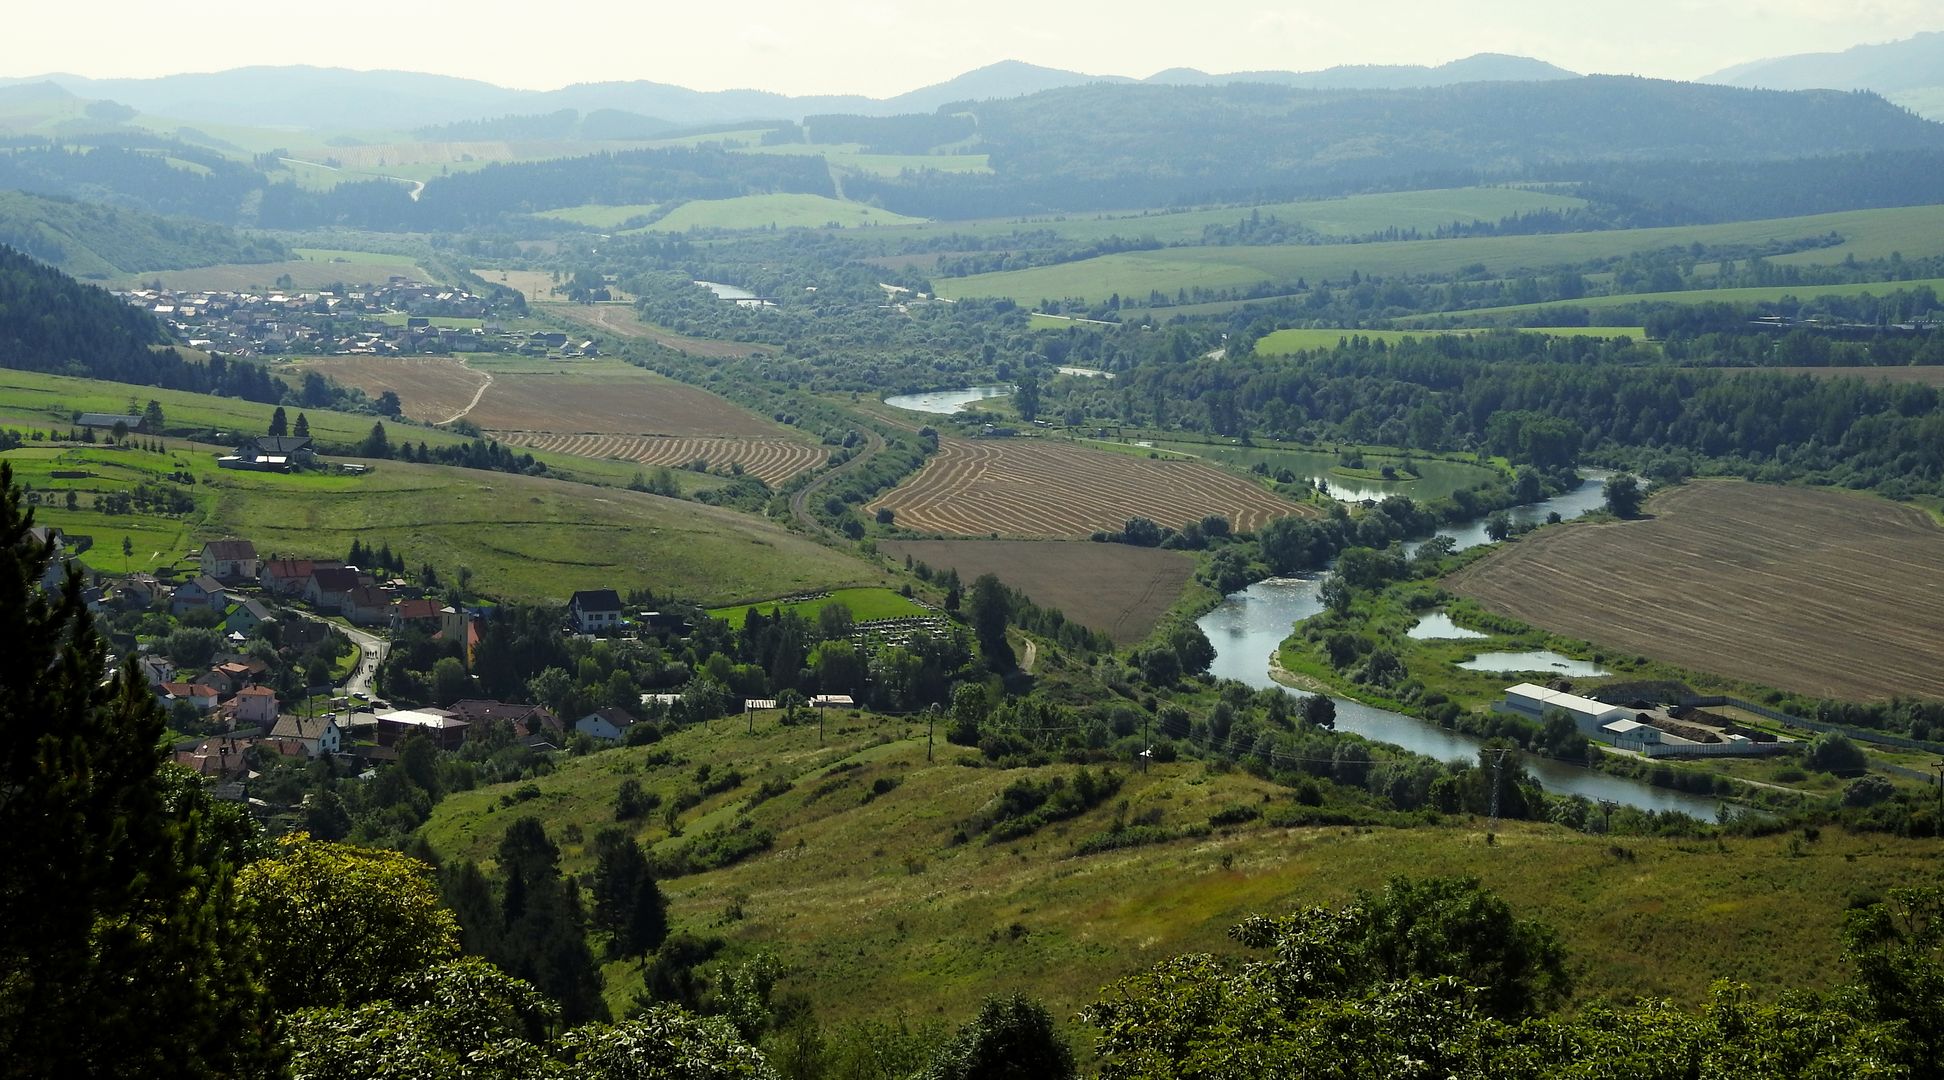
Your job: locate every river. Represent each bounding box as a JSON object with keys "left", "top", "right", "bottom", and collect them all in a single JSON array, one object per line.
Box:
[{"left": 1197, "top": 475, "right": 1724, "bottom": 816}]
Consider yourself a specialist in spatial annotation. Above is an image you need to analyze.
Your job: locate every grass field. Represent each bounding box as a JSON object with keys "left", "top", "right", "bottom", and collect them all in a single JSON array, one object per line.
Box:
[
  {"left": 888, "top": 186, "right": 1588, "bottom": 247},
  {"left": 866, "top": 436, "right": 1312, "bottom": 538},
  {"left": 937, "top": 205, "right": 1944, "bottom": 306},
  {"left": 878, "top": 539, "right": 1195, "bottom": 643},
  {"left": 1252, "top": 326, "right": 1648, "bottom": 353},
  {"left": 113, "top": 252, "right": 431, "bottom": 292},
  {"left": 1109, "top": 438, "right": 1503, "bottom": 502},
  {"left": 634, "top": 194, "right": 927, "bottom": 232},
  {"left": 419, "top": 717, "right": 1944, "bottom": 1028},
  {"left": 1399, "top": 277, "right": 1944, "bottom": 325},
  {"left": 732, "top": 142, "right": 994, "bottom": 177},
  {"left": 471, "top": 268, "right": 571, "bottom": 303},
  {"left": 531, "top": 204, "right": 661, "bottom": 229},
  {"left": 1445, "top": 481, "right": 1944, "bottom": 701},
  {"left": 707, "top": 586, "right": 930, "bottom": 627},
  {"left": 547, "top": 302, "right": 766, "bottom": 360}
]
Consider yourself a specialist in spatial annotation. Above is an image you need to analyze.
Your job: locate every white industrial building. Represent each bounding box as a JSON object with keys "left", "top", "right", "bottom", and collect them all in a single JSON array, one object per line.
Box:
[{"left": 1499, "top": 683, "right": 1631, "bottom": 735}]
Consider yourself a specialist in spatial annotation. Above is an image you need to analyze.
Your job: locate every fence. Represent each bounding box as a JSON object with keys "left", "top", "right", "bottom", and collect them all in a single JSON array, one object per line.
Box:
[{"left": 1682, "top": 695, "right": 1944, "bottom": 756}]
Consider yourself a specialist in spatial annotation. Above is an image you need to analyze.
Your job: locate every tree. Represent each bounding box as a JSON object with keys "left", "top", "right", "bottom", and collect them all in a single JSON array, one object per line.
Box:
[
  {"left": 294, "top": 412, "right": 311, "bottom": 438},
  {"left": 588, "top": 827, "right": 668, "bottom": 959},
  {"left": 142, "top": 399, "right": 165, "bottom": 432},
  {"left": 1484, "top": 511, "right": 1513, "bottom": 541},
  {"left": 269, "top": 405, "right": 288, "bottom": 437},
  {"left": 375, "top": 389, "right": 403, "bottom": 416},
  {"left": 120, "top": 535, "right": 132, "bottom": 568},
  {"left": 431, "top": 656, "right": 470, "bottom": 705},
  {"left": 1121, "top": 516, "right": 1163, "bottom": 547},
  {"left": 361, "top": 421, "right": 391, "bottom": 459},
  {"left": 924, "top": 994, "right": 1074, "bottom": 1080},
  {"left": 1318, "top": 576, "right": 1352, "bottom": 615},
  {"left": 556, "top": 1006, "right": 778, "bottom": 1079},
  {"left": 1605, "top": 473, "right": 1644, "bottom": 518},
  {"left": 0, "top": 456, "right": 279, "bottom": 1077},
  {"left": 967, "top": 574, "right": 1012, "bottom": 668},
  {"left": 1806, "top": 731, "right": 1868, "bottom": 775},
  {"left": 238, "top": 834, "right": 461, "bottom": 1011},
  {"left": 1352, "top": 875, "right": 1570, "bottom": 1019},
  {"left": 1301, "top": 693, "right": 1336, "bottom": 729},
  {"left": 1845, "top": 880, "right": 1944, "bottom": 1067}
]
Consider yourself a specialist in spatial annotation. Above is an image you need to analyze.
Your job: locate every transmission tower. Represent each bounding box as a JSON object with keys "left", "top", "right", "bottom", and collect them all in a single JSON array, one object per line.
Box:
[{"left": 1486, "top": 748, "right": 1513, "bottom": 830}]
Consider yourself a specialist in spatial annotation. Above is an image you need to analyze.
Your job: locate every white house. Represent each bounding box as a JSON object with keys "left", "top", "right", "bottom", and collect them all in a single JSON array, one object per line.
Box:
[
  {"left": 230, "top": 685, "right": 279, "bottom": 727},
  {"left": 575, "top": 707, "right": 642, "bottom": 743},
  {"left": 199, "top": 539, "right": 260, "bottom": 583},
  {"left": 171, "top": 575, "right": 227, "bottom": 617},
  {"left": 568, "top": 590, "right": 624, "bottom": 634},
  {"left": 268, "top": 714, "right": 343, "bottom": 758}
]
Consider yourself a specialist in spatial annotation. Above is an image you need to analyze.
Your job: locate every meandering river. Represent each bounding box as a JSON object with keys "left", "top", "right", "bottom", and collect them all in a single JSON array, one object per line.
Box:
[{"left": 1197, "top": 475, "right": 1724, "bottom": 816}]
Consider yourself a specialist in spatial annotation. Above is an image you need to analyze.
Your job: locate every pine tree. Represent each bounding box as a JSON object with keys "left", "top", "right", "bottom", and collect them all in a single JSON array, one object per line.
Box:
[
  {"left": 268, "top": 406, "right": 287, "bottom": 437},
  {"left": 293, "top": 413, "right": 310, "bottom": 439},
  {"left": 0, "top": 462, "right": 280, "bottom": 1076}
]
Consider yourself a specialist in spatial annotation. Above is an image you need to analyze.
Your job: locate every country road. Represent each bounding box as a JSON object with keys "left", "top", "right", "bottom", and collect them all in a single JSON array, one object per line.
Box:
[
  {"left": 293, "top": 610, "right": 387, "bottom": 699},
  {"left": 789, "top": 429, "right": 885, "bottom": 536}
]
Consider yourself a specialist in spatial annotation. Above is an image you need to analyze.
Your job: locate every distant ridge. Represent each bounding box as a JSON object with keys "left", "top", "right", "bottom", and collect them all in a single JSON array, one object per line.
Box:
[
  {"left": 1704, "top": 31, "right": 1944, "bottom": 119},
  {"left": 0, "top": 53, "right": 1582, "bottom": 132}
]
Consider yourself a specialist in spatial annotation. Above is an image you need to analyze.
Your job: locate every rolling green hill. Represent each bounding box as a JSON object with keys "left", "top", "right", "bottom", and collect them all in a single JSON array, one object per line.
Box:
[
  {"left": 0, "top": 190, "right": 286, "bottom": 279},
  {"left": 937, "top": 204, "right": 1944, "bottom": 306},
  {"left": 418, "top": 714, "right": 1943, "bottom": 1026}
]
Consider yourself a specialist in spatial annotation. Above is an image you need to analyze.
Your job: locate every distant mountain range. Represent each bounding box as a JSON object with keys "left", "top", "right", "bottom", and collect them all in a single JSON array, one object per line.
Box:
[
  {"left": 1704, "top": 31, "right": 1944, "bottom": 118},
  {"left": 0, "top": 54, "right": 1582, "bottom": 133}
]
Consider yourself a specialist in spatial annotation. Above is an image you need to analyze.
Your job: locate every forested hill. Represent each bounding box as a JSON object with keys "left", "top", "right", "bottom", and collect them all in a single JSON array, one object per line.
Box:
[
  {"left": 0, "top": 245, "right": 276, "bottom": 400},
  {"left": 847, "top": 76, "right": 1944, "bottom": 215},
  {"left": 0, "top": 190, "right": 286, "bottom": 279}
]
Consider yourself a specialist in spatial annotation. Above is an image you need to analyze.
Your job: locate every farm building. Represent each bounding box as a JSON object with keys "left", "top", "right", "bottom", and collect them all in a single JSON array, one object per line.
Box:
[{"left": 1498, "top": 683, "right": 1630, "bottom": 736}]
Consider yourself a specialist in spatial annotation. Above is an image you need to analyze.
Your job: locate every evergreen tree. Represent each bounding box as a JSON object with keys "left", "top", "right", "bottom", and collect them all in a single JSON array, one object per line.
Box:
[
  {"left": 268, "top": 406, "right": 287, "bottom": 437},
  {"left": 293, "top": 412, "right": 310, "bottom": 439},
  {"left": 361, "top": 422, "right": 391, "bottom": 459},
  {"left": 0, "top": 462, "right": 280, "bottom": 1076},
  {"left": 589, "top": 827, "right": 669, "bottom": 959}
]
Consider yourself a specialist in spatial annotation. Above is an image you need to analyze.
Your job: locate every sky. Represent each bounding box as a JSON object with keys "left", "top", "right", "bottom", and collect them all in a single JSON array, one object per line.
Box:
[{"left": 8, "top": 0, "right": 1939, "bottom": 96}]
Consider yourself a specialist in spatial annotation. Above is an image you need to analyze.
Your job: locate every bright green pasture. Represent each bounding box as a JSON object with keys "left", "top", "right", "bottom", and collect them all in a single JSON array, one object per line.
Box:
[
  {"left": 707, "top": 586, "right": 929, "bottom": 627},
  {"left": 373, "top": 312, "right": 486, "bottom": 329},
  {"left": 1253, "top": 326, "right": 1646, "bottom": 353},
  {"left": 532, "top": 204, "right": 662, "bottom": 229},
  {"left": 1083, "top": 437, "right": 1501, "bottom": 501},
  {"left": 1399, "top": 277, "right": 1944, "bottom": 325},
  {"left": 938, "top": 205, "right": 1944, "bottom": 305}
]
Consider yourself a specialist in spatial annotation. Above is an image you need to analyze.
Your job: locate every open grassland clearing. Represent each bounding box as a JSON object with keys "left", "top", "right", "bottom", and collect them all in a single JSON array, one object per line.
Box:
[
  {"left": 1252, "top": 326, "right": 1648, "bottom": 354},
  {"left": 1446, "top": 481, "right": 1944, "bottom": 701},
  {"left": 495, "top": 432, "right": 824, "bottom": 487},
  {"left": 472, "top": 268, "right": 572, "bottom": 303},
  {"left": 888, "top": 186, "right": 1588, "bottom": 247},
  {"left": 420, "top": 718, "right": 1943, "bottom": 1027},
  {"left": 879, "top": 539, "right": 1194, "bottom": 643},
  {"left": 112, "top": 252, "right": 431, "bottom": 292},
  {"left": 207, "top": 459, "right": 882, "bottom": 604},
  {"left": 1400, "top": 277, "right": 1944, "bottom": 325},
  {"left": 938, "top": 205, "right": 1944, "bottom": 305},
  {"left": 291, "top": 355, "right": 489, "bottom": 424},
  {"left": 531, "top": 203, "right": 661, "bottom": 229},
  {"left": 866, "top": 436, "right": 1311, "bottom": 538},
  {"left": 707, "top": 586, "right": 931, "bottom": 627},
  {"left": 548, "top": 301, "right": 766, "bottom": 359},
  {"left": 631, "top": 193, "right": 927, "bottom": 232},
  {"left": 1113, "top": 438, "right": 1503, "bottom": 503},
  {"left": 732, "top": 142, "right": 993, "bottom": 176}
]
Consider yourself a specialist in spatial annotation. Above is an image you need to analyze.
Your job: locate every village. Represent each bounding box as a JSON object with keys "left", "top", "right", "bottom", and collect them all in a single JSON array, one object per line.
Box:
[{"left": 113, "top": 276, "right": 597, "bottom": 359}]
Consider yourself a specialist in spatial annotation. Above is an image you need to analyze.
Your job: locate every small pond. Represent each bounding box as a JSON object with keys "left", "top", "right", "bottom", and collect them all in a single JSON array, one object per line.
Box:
[
  {"left": 1407, "top": 613, "right": 1490, "bottom": 640},
  {"left": 883, "top": 386, "right": 1014, "bottom": 414},
  {"left": 1457, "top": 651, "right": 1612, "bottom": 677}
]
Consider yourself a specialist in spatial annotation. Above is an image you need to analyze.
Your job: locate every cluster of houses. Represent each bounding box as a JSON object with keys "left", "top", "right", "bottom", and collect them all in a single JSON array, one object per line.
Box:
[{"left": 113, "top": 278, "right": 594, "bottom": 360}]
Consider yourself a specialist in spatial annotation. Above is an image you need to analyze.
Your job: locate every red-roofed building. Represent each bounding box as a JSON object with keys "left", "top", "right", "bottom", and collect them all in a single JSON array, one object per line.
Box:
[{"left": 260, "top": 559, "right": 317, "bottom": 597}]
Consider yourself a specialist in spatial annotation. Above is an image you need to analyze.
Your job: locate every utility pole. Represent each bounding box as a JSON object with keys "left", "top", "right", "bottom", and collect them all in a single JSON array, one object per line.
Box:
[
  {"left": 1933, "top": 760, "right": 1944, "bottom": 815},
  {"left": 1486, "top": 747, "right": 1512, "bottom": 831},
  {"left": 927, "top": 709, "right": 935, "bottom": 762}
]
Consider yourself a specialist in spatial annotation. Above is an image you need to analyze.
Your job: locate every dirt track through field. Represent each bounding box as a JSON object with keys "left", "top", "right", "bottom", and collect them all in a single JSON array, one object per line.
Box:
[
  {"left": 867, "top": 437, "right": 1311, "bottom": 538},
  {"left": 1445, "top": 481, "right": 1944, "bottom": 701},
  {"left": 295, "top": 356, "right": 490, "bottom": 425},
  {"left": 549, "top": 302, "right": 764, "bottom": 359}
]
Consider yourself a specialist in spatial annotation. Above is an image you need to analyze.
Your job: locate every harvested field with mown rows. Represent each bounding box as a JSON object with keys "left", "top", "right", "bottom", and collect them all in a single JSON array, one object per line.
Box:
[
  {"left": 880, "top": 539, "right": 1196, "bottom": 643},
  {"left": 495, "top": 432, "right": 825, "bottom": 486},
  {"left": 1445, "top": 481, "right": 1944, "bottom": 701},
  {"left": 867, "top": 437, "right": 1311, "bottom": 538}
]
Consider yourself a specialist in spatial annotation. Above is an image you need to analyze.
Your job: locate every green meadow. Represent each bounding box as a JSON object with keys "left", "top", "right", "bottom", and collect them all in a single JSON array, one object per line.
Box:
[
  {"left": 531, "top": 204, "right": 662, "bottom": 229},
  {"left": 938, "top": 204, "right": 1944, "bottom": 305},
  {"left": 707, "top": 585, "right": 930, "bottom": 627},
  {"left": 1400, "top": 277, "right": 1944, "bottom": 325},
  {"left": 635, "top": 194, "right": 928, "bottom": 233},
  {"left": 1251, "top": 326, "right": 1648, "bottom": 353}
]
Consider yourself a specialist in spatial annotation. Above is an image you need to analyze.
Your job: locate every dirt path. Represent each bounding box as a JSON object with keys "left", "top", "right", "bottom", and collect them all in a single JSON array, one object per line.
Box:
[
  {"left": 789, "top": 429, "right": 885, "bottom": 536},
  {"left": 439, "top": 367, "right": 494, "bottom": 425}
]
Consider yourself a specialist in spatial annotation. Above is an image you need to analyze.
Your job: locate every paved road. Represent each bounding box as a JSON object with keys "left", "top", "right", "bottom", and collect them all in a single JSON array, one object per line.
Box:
[{"left": 292, "top": 610, "right": 387, "bottom": 698}]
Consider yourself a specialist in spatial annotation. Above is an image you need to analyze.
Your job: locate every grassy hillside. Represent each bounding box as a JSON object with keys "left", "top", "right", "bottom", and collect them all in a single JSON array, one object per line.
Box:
[
  {"left": 420, "top": 715, "right": 1941, "bottom": 1027},
  {"left": 2, "top": 435, "right": 880, "bottom": 602},
  {"left": 0, "top": 190, "right": 287, "bottom": 279},
  {"left": 937, "top": 204, "right": 1944, "bottom": 305},
  {"left": 1399, "top": 276, "right": 1944, "bottom": 325}
]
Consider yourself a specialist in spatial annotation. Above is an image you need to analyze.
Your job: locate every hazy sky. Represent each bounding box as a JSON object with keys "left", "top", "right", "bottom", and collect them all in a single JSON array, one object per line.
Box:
[{"left": 12, "top": 0, "right": 1940, "bottom": 95}]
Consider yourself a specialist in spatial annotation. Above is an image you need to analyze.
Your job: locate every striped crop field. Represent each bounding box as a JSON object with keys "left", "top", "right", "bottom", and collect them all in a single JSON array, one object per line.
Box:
[
  {"left": 866, "top": 437, "right": 1312, "bottom": 538},
  {"left": 495, "top": 432, "right": 825, "bottom": 486}
]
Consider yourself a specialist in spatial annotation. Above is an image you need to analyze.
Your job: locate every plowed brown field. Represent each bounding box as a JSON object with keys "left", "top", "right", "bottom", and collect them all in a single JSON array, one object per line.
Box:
[
  {"left": 880, "top": 539, "right": 1195, "bottom": 642},
  {"left": 866, "top": 437, "right": 1309, "bottom": 538},
  {"left": 463, "top": 372, "right": 784, "bottom": 438},
  {"left": 1444, "top": 481, "right": 1944, "bottom": 701},
  {"left": 295, "top": 356, "right": 489, "bottom": 424},
  {"left": 497, "top": 433, "right": 825, "bottom": 486}
]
